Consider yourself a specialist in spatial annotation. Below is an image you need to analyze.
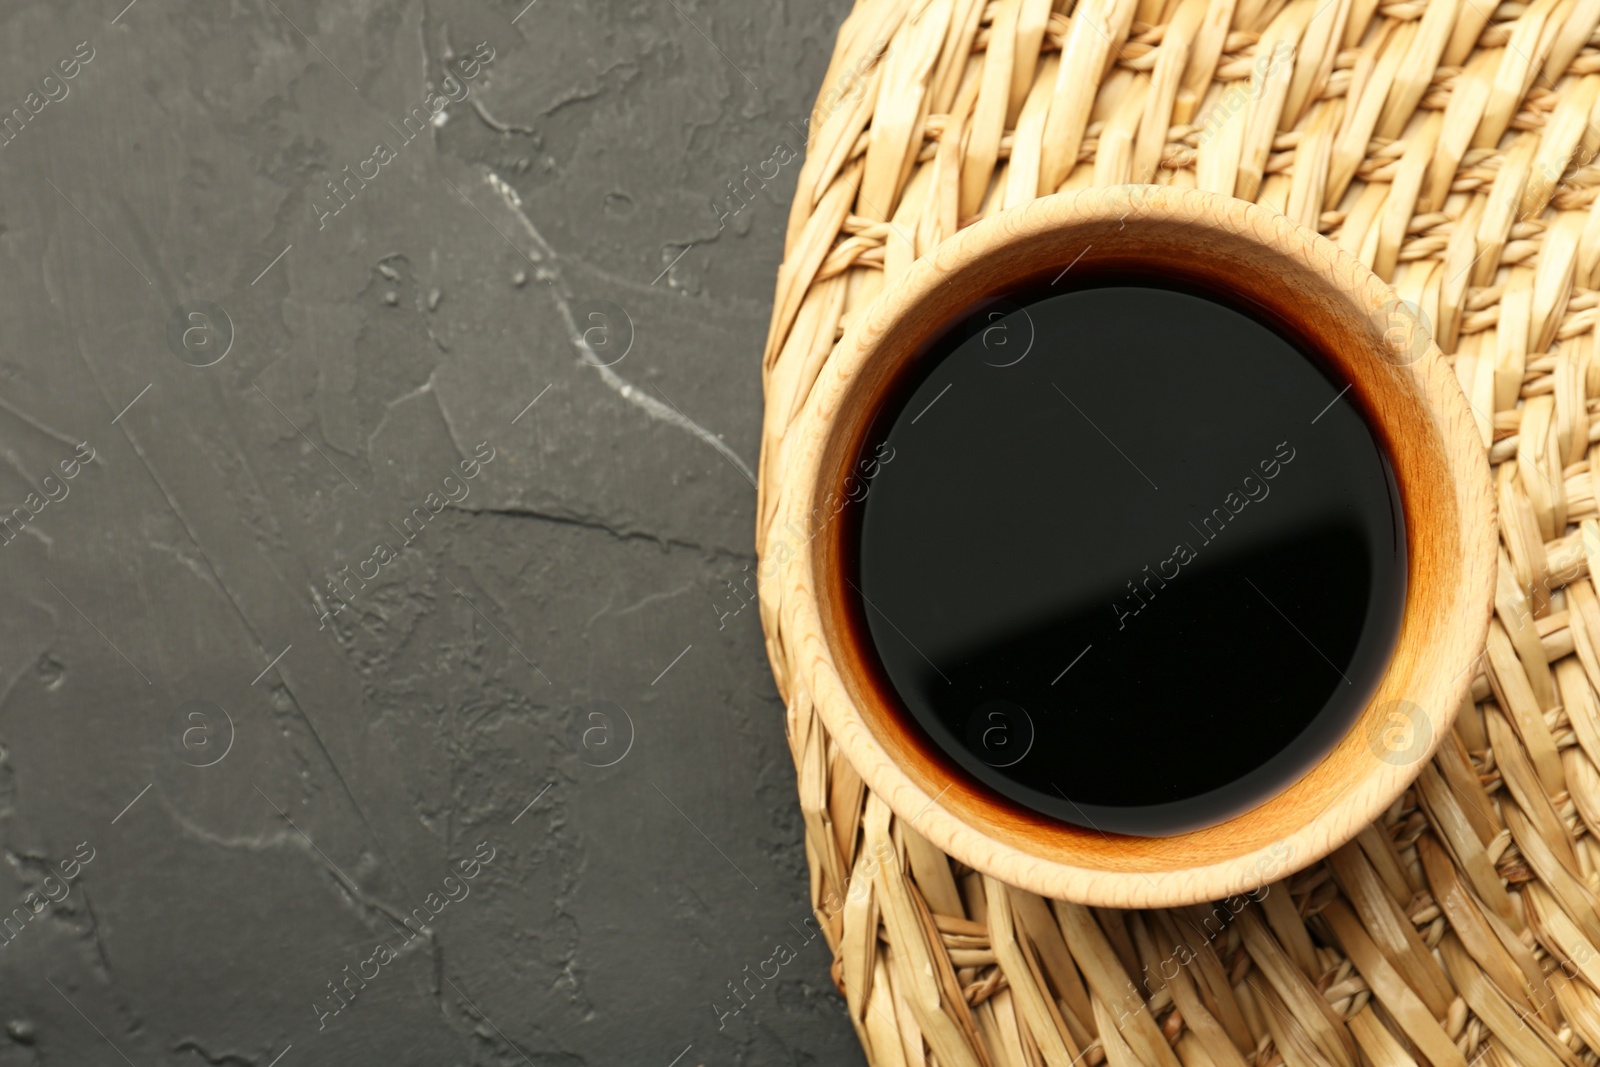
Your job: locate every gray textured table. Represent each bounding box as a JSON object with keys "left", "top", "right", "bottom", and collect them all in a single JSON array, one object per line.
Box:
[{"left": 0, "top": 1, "right": 863, "bottom": 1063}]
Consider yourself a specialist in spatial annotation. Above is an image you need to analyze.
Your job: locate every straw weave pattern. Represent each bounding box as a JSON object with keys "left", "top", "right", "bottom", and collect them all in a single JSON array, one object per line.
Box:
[{"left": 756, "top": 0, "right": 1600, "bottom": 1063}]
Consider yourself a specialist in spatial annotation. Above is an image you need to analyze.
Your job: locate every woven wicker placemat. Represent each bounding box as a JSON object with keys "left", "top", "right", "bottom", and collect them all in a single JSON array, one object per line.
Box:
[{"left": 756, "top": 0, "right": 1600, "bottom": 1064}]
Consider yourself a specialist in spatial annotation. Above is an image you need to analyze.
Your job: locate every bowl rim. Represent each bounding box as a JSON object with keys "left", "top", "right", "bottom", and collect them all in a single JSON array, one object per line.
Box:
[{"left": 767, "top": 185, "right": 1497, "bottom": 908}]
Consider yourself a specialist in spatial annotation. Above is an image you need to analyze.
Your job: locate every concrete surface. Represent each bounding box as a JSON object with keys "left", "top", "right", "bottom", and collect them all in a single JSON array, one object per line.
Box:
[{"left": 0, "top": 0, "right": 863, "bottom": 1063}]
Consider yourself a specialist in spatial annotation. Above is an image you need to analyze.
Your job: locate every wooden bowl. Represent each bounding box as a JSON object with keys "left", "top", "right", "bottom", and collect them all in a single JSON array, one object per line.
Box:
[{"left": 767, "top": 185, "right": 1496, "bottom": 908}]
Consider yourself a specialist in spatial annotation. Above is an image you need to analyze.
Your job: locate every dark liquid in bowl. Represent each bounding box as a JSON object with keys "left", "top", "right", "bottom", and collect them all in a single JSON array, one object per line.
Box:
[{"left": 847, "top": 274, "right": 1407, "bottom": 837}]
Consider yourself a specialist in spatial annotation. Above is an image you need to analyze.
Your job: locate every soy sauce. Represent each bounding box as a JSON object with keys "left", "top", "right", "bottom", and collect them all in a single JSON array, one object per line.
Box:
[{"left": 848, "top": 275, "right": 1406, "bottom": 837}]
